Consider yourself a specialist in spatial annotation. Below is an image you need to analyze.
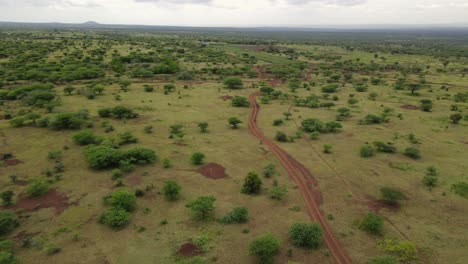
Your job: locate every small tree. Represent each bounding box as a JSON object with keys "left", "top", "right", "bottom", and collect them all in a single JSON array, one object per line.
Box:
[
  {"left": 359, "top": 212, "right": 384, "bottom": 235},
  {"left": 275, "top": 132, "right": 288, "bottom": 142},
  {"left": 241, "top": 172, "right": 262, "bottom": 195},
  {"left": 283, "top": 112, "right": 292, "bottom": 120},
  {"left": 288, "top": 222, "right": 322, "bottom": 248},
  {"left": 0, "top": 191, "right": 14, "bottom": 206},
  {"left": 228, "top": 117, "right": 242, "bottom": 129},
  {"left": 72, "top": 130, "right": 101, "bottom": 145},
  {"left": 323, "top": 144, "right": 333, "bottom": 154},
  {"left": 269, "top": 185, "right": 288, "bottom": 200},
  {"left": 191, "top": 152, "right": 205, "bottom": 165},
  {"left": 450, "top": 113, "right": 462, "bottom": 124},
  {"left": 248, "top": 233, "right": 280, "bottom": 264},
  {"left": 162, "top": 180, "right": 181, "bottom": 201},
  {"left": 186, "top": 196, "right": 216, "bottom": 220},
  {"left": 223, "top": 77, "right": 243, "bottom": 90},
  {"left": 119, "top": 80, "right": 131, "bottom": 92},
  {"left": 232, "top": 96, "right": 250, "bottom": 107},
  {"left": 198, "top": 122, "right": 208, "bottom": 133},
  {"left": 98, "top": 208, "right": 130, "bottom": 229},
  {"left": 420, "top": 99, "right": 433, "bottom": 112},
  {"left": 63, "top": 85, "right": 75, "bottom": 95}
]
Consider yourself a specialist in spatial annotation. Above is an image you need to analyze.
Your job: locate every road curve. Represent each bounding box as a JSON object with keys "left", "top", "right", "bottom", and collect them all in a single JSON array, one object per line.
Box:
[{"left": 248, "top": 91, "right": 353, "bottom": 264}]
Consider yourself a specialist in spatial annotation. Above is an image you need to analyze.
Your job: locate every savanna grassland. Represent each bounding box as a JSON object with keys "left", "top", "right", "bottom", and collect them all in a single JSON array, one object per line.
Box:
[{"left": 0, "top": 29, "right": 467, "bottom": 264}]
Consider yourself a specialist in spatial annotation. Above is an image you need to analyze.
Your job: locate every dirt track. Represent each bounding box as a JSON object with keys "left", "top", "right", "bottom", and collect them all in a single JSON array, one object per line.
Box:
[{"left": 247, "top": 92, "right": 352, "bottom": 264}]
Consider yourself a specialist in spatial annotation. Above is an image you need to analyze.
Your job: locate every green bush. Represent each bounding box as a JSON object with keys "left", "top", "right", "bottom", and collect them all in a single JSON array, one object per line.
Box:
[
  {"left": 451, "top": 182, "right": 468, "bottom": 199},
  {"left": 72, "top": 130, "right": 101, "bottom": 145},
  {"left": 162, "top": 180, "right": 181, "bottom": 201},
  {"left": 404, "top": 147, "right": 421, "bottom": 160},
  {"left": 98, "top": 208, "right": 130, "bottom": 229},
  {"left": 268, "top": 185, "right": 288, "bottom": 200},
  {"left": 220, "top": 207, "right": 248, "bottom": 224},
  {"left": 272, "top": 119, "right": 283, "bottom": 126},
  {"left": 191, "top": 152, "right": 205, "bottom": 165},
  {"left": 26, "top": 180, "right": 49, "bottom": 197},
  {"left": 380, "top": 187, "right": 405, "bottom": 205},
  {"left": 84, "top": 146, "right": 156, "bottom": 169},
  {"left": 248, "top": 233, "right": 280, "bottom": 264},
  {"left": 360, "top": 145, "right": 375, "bottom": 158},
  {"left": 0, "top": 211, "right": 19, "bottom": 235},
  {"left": 223, "top": 77, "right": 243, "bottom": 89},
  {"left": 378, "top": 238, "right": 418, "bottom": 262},
  {"left": 373, "top": 142, "right": 396, "bottom": 153},
  {"left": 275, "top": 131, "right": 288, "bottom": 142},
  {"left": 186, "top": 196, "right": 216, "bottom": 220},
  {"left": 241, "top": 172, "right": 262, "bottom": 195},
  {"left": 288, "top": 222, "right": 322, "bottom": 248},
  {"left": 49, "top": 112, "right": 86, "bottom": 130},
  {"left": 231, "top": 96, "right": 249, "bottom": 107},
  {"left": 104, "top": 189, "right": 136, "bottom": 212},
  {"left": 0, "top": 251, "right": 16, "bottom": 264},
  {"left": 359, "top": 212, "right": 384, "bottom": 235}
]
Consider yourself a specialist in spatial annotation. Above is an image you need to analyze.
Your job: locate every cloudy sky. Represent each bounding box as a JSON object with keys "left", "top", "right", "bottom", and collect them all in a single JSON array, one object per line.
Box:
[{"left": 0, "top": 0, "right": 467, "bottom": 26}]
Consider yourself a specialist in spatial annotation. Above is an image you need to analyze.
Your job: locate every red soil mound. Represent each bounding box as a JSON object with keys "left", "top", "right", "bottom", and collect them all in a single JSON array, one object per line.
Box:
[
  {"left": 196, "top": 163, "right": 228, "bottom": 179},
  {"left": 401, "top": 104, "right": 419, "bottom": 110},
  {"left": 3, "top": 159, "right": 22, "bottom": 166},
  {"left": 364, "top": 196, "right": 401, "bottom": 212},
  {"left": 10, "top": 189, "right": 70, "bottom": 215},
  {"left": 177, "top": 243, "right": 200, "bottom": 257}
]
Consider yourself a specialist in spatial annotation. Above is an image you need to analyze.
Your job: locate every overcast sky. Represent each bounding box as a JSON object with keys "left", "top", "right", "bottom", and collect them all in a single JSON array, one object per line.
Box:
[{"left": 0, "top": 0, "right": 467, "bottom": 26}]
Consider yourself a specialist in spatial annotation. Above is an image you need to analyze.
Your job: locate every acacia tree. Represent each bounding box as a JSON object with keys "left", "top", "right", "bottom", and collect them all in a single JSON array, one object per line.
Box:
[
  {"left": 198, "top": 122, "right": 208, "bottom": 133},
  {"left": 228, "top": 117, "right": 242, "bottom": 129},
  {"left": 248, "top": 233, "right": 280, "bottom": 264},
  {"left": 223, "top": 77, "right": 243, "bottom": 90},
  {"left": 241, "top": 172, "right": 262, "bottom": 195}
]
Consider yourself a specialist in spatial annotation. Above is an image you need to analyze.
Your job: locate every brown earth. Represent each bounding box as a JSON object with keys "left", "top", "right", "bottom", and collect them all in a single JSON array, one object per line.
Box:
[
  {"left": 196, "top": 163, "right": 228, "bottom": 179},
  {"left": 219, "top": 95, "right": 233, "bottom": 101},
  {"left": 9, "top": 189, "right": 70, "bottom": 215},
  {"left": 3, "top": 159, "right": 22, "bottom": 166},
  {"left": 177, "top": 242, "right": 200, "bottom": 257},
  {"left": 401, "top": 104, "right": 419, "bottom": 110}
]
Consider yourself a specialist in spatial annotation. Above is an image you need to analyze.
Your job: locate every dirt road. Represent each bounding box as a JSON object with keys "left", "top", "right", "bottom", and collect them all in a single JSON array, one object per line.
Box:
[{"left": 247, "top": 91, "right": 352, "bottom": 264}]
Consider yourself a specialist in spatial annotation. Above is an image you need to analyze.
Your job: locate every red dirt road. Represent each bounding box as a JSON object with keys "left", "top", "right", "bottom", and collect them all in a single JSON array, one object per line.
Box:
[{"left": 248, "top": 92, "right": 352, "bottom": 264}]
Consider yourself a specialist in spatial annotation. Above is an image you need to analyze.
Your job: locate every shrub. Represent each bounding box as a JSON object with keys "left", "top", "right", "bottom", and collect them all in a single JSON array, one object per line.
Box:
[
  {"left": 404, "top": 147, "right": 421, "bottom": 160},
  {"left": 248, "top": 233, "right": 280, "bottom": 264},
  {"left": 275, "top": 132, "right": 288, "bottom": 142},
  {"left": 360, "top": 145, "right": 375, "bottom": 158},
  {"left": 186, "top": 196, "right": 216, "bottom": 220},
  {"left": 49, "top": 112, "right": 86, "bottom": 130},
  {"left": 449, "top": 113, "right": 462, "bottom": 124},
  {"left": 162, "top": 180, "right": 181, "bottom": 201},
  {"left": 26, "top": 180, "right": 49, "bottom": 197},
  {"left": 117, "top": 131, "right": 138, "bottom": 145},
  {"left": 301, "top": 118, "right": 324, "bottom": 133},
  {"left": 98, "top": 208, "right": 130, "bottom": 228},
  {"left": 98, "top": 108, "right": 112, "bottom": 118},
  {"left": 84, "top": 145, "right": 123, "bottom": 169},
  {"left": 272, "top": 119, "right": 283, "bottom": 126},
  {"left": 378, "top": 238, "right": 418, "bottom": 262},
  {"left": 241, "top": 172, "right": 262, "bottom": 195},
  {"left": 220, "top": 207, "right": 249, "bottom": 224},
  {"left": 321, "top": 84, "right": 338, "bottom": 93},
  {"left": 231, "top": 96, "right": 249, "bottom": 107},
  {"left": 323, "top": 144, "right": 333, "bottom": 154},
  {"left": 197, "top": 122, "right": 208, "bottom": 133},
  {"left": 72, "top": 130, "right": 101, "bottom": 145},
  {"left": 361, "top": 114, "right": 385, "bottom": 124},
  {"left": 0, "top": 191, "right": 14, "bottom": 206},
  {"left": 111, "top": 106, "right": 138, "bottom": 119},
  {"left": 104, "top": 189, "right": 136, "bottom": 212},
  {"left": 288, "top": 222, "right": 322, "bottom": 248},
  {"left": 373, "top": 142, "right": 396, "bottom": 153},
  {"left": 451, "top": 182, "right": 468, "bottom": 199},
  {"left": 262, "top": 164, "right": 276, "bottom": 178},
  {"left": 359, "top": 212, "right": 384, "bottom": 235},
  {"left": 380, "top": 187, "right": 404, "bottom": 205},
  {"left": 162, "top": 158, "right": 171, "bottom": 168},
  {"left": 191, "top": 152, "right": 205, "bottom": 165},
  {"left": 420, "top": 99, "right": 433, "bottom": 112},
  {"left": 0, "top": 211, "right": 19, "bottom": 235},
  {"left": 366, "top": 255, "right": 398, "bottom": 264},
  {"left": 0, "top": 251, "right": 16, "bottom": 264},
  {"left": 269, "top": 185, "right": 288, "bottom": 200}
]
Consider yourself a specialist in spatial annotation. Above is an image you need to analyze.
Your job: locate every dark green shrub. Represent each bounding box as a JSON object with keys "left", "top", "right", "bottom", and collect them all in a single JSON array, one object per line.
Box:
[
  {"left": 380, "top": 187, "right": 405, "bottom": 205},
  {"left": 223, "top": 77, "right": 243, "bottom": 89},
  {"left": 191, "top": 152, "right": 205, "bottom": 165},
  {"left": 404, "top": 147, "right": 421, "bottom": 160},
  {"left": 241, "top": 172, "right": 262, "bottom": 195},
  {"left": 49, "top": 112, "right": 86, "bottom": 130},
  {"left": 268, "top": 185, "right": 288, "bottom": 200},
  {"left": 220, "top": 207, "right": 248, "bottom": 224},
  {"left": 0, "top": 211, "right": 19, "bottom": 235},
  {"left": 275, "top": 132, "right": 288, "bottom": 142},
  {"left": 231, "top": 96, "right": 249, "bottom": 107},
  {"left": 360, "top": 145, "right": 375, "bottom": 158},
  {"left": 373, "top": 142, "right": 396, "bottom": 153},
  {"left": 288, "top": 222, "right": 322, "bottom": 248},
  {"left": 272, "top": 119, "right": 283, "bottom": 126},
  {"left": 186, "top": 196, "right": 216, "bottom": 220}
]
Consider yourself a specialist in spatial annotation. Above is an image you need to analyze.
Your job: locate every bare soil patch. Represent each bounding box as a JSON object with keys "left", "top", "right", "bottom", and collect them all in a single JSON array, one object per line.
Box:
[
  {"left": 196, "top": 163, "right": 228, "bottom": 179},
  {"left": 177, "top": 242, "right": 200, "bottom": 257},
  {"left": 401, "top": 104, "right": 419, "bottom": 110},
  {"left": 10, "top": 189, "right": 70, "bottom": 215},
  {"left": 3, "top": 159, "right": 22, "bottom": 166},
  {"left": 126, "top": 174, "right": 142, "bottom": 186},
  {"left": 219, "top": 95, "right": 233, "bottom": 101},
  {"left": 364, "top": 196, "right": 401, "bottom": 212}
]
